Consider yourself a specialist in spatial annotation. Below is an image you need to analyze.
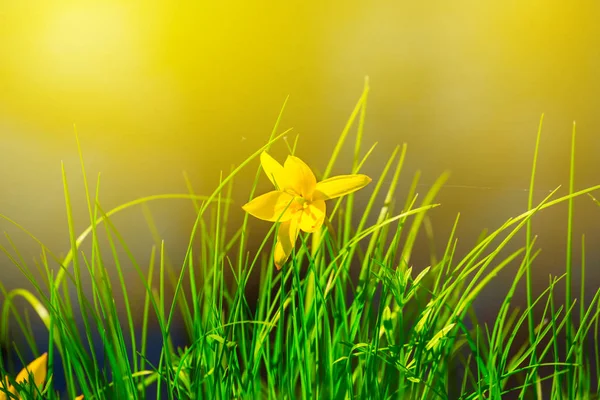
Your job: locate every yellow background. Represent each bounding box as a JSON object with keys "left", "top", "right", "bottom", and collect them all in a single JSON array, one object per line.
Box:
[{"left": 1, "top": 1, "right": 599, "bottom": 311}]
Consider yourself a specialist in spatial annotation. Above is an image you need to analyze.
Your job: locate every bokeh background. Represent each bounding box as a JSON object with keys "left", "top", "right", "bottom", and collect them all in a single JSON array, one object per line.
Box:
[{"left": 1, "top": 0, "right": 599, "bottom": 343}]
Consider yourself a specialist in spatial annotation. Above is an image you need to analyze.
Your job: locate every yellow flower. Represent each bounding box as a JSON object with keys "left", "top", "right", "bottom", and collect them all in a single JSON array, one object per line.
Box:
[
  {"left": 243, "top": 151, "right": 372, "bottom": 269},
  {"left": 0, "top": 353, "right": 47, "bottom": 400}
]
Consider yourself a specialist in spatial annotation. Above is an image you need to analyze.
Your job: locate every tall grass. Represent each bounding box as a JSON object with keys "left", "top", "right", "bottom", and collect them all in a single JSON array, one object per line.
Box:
[{"left": 1, "top": 81, "right": 599, "bottom": 399}]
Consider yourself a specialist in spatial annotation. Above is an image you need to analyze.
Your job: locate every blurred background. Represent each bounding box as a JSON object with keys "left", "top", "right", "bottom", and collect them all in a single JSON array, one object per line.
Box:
[{"left": 1, "top": 0, "right": 599, "bottom": 348}]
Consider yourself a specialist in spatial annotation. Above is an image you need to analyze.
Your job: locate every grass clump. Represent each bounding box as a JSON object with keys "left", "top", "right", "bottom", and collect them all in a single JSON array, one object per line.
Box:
[{"left": 1, "top": 80, "right": 600, "bottom": 399}]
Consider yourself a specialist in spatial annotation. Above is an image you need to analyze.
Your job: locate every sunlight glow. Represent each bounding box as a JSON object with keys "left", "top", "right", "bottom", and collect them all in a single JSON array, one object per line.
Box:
[{"left": 40, "top": 4, "right": 139, "bottom": 82}]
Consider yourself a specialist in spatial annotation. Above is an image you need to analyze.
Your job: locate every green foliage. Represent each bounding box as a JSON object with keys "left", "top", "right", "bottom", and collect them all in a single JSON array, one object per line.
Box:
[{"left": 1, "top": 80, "right": 599, "bottom": 399}]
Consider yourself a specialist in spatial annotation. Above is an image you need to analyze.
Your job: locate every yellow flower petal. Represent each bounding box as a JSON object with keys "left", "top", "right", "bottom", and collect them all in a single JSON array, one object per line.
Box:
[
  {"left": 0, "top": 377, "right": 14, "bottom": 400},
  {"left": 274, "top": 217, "right": 300, "bottom": 269},
  {"left": 242, "top": 191, "right": 298, "bottom": 222},
  {"left": 260, "top": 151, "right": 288, "bottom": 190},
  {"left": 273, "top": 241, "right": 287, "bottom": 270},
  {"left": 298, "top": 200, "right": 326, "bottom": 233},
  {"left": 283, "top": 156, "right": 317, "bottom": 199},
  {"left": 313, "top": 174, "right": 372, "bottom": 201},
  {"left": 12, "top": 352, "right": 47, "bottom": 396}
]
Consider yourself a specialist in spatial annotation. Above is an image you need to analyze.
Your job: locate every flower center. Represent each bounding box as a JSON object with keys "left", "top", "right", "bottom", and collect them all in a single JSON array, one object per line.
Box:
[{"left": 295, "top": 196, "right": 310, "bottom": 210}]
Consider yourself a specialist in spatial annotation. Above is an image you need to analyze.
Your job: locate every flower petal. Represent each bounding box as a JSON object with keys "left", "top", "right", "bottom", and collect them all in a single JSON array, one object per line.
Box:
[
  {"left": 14, "top": 352, "right": 47, "bottom": 391},
  {"left": 274, "top": 217, "right": 300, "bottom": 269},
  {"left": 0, "top": 377, "right": 15, "bottom": 400},
  {"left": 273, "top": 241, "right": 287, "bottom": 270},
  {"left": 242, "top": 191, "right": 298, "bottom": 222},
  {"left": 298, "top": 200, "right": 326, "bottom": 233},
  {"left": 283, "top": 156, "right": 317, "bottom": 199},
  {"left": 260, "top": 151, "right": 288, "bottom": 190},
  {"left": 313, "top": 174, "right": 372, "bottom": 201}
]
